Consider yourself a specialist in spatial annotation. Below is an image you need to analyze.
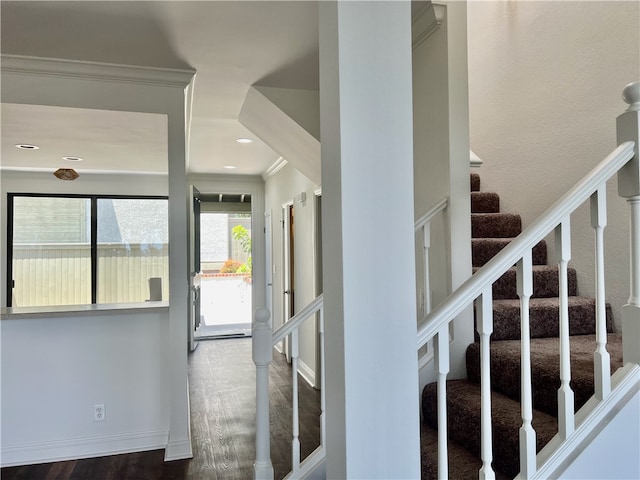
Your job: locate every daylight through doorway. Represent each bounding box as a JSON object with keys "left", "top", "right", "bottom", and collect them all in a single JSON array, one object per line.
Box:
[{"left": 195, "top": 211, "right": 252, "bottom": 339}]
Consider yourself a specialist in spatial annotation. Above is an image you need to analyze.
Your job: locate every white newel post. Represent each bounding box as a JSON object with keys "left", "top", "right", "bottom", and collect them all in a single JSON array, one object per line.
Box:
[
  {"left": 617, "top": 81, "right": 640, "bottom": 366},
  {"left": 253, "top": 307, "right": 274, "bottom": 480}
]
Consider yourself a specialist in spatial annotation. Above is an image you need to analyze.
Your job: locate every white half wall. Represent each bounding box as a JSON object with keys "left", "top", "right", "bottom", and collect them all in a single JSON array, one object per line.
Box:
[
  {"left": 468, "top": 1, "right": 640, "bottom": 330},
  {"left": 1, "top": 308, "right": 170, "bottom": 466}
]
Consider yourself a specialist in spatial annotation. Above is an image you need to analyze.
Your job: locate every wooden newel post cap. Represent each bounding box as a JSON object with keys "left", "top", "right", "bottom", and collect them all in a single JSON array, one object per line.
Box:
[{"left": 623, "top": 81, "right": 640, "bottom": 112}]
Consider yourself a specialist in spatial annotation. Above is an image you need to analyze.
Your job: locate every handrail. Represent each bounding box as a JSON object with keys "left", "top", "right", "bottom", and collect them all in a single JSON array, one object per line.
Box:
[
  {"left": 415, "top": 197, "right": 448, "bottom": 231},
  {"left": 418, "top": 141, "right": 636, "bottom": 349},
  {"left": 272, "top": 293, "right": 324, "bottom": 345}
]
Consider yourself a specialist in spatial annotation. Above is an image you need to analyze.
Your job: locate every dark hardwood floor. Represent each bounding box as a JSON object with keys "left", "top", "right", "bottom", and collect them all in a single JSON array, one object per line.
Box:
[{"left": 0, "top": 338, "right": 321, "bottom": 480}]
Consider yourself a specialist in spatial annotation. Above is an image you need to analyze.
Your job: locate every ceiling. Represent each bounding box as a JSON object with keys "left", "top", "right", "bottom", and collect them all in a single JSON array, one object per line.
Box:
[{"left": 0, "top": 1, "right": 320, "bottom": 177}]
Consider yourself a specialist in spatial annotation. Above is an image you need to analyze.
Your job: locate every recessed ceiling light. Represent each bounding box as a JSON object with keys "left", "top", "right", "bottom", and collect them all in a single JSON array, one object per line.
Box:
[
  {"left": 224, "top": 165, "right": 237, "bottom": 169},
  {"left": 236, "top": 138, "right": 253, "bottom": 144},
  {"left": 15, "top": 144, "right": 39, "bottom": 150},
  {"left": 62, "top": 156, "right": 83, "bottom": 162}
]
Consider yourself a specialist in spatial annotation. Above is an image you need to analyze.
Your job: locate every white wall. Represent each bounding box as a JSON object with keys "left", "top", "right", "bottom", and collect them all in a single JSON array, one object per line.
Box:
[
  {"left": 264, "top": 163, "right": 320, "bottom": 386},
  {"left": 559, "top": 389, "right": 640, "bottom": 479},
  {"left": 468, "top": 1, "right": 640, "bottom": 330},
  {"left": 1, "top": 308, "right": 170, "bottom": 466},
  {"left": 413, "top": 1, "right": 474, "bottom": 383}
]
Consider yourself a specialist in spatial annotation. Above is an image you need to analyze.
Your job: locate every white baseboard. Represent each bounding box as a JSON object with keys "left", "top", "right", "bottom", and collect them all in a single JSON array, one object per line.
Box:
[
  {"left": 164, "top": 437, "right": 193, "bottom": 461},
  {"left": 298, "top": 358, "right": 317, "bottom": 389},
  {"left": 1, "top": 429, "right": 169, "bottom": 468}
]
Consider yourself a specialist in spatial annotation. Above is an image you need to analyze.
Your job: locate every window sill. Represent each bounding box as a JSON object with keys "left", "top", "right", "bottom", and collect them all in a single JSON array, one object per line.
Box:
[{"left": 1, "top": 301, "right": 169, "bottom": 320}]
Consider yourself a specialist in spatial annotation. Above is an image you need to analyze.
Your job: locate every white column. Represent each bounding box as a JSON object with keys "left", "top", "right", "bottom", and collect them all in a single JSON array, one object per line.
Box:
[
  {"left": 617, "top": 81, "right": 640, "bottom": 365},
  {"left": 319, "top": 2, "right": 420, "bottom": 478}
]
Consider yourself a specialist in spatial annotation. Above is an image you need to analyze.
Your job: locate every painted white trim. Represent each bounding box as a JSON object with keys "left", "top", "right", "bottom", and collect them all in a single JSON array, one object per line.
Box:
[
  {"left": 1, "top": 429, "right": 169, "bottom": 467},
  {"left": 520, "top": 364, "right": 640, "bottom": 479},
  {"left": 412, "top": 3, "right": 445, "bottom": 50},
  {"left": 283, "top": 445, "right": 326, "bottom": 480},
  {"left": 298, "top": 357, "right": 317, "bottom": 388},
  {"left": 1, "top": 54, "right": 195, "bottom": 87},
  {"left": 470, "top": 149, "right": 483, "bottom": 167},
  {"left": 263, "top": 156, "right": 288, "bottom": 180},
  {"left": 164, "top": 438, "right": 193, "bottom": 461}
]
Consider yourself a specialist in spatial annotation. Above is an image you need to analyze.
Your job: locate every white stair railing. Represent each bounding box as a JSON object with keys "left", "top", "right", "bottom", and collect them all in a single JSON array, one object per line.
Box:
[
  {"left": 253, "top": 294, "right": 325, "bottom": 480},
  {"left": 418, "top": 81, "right": 640, "bottom": 478},
  {"left": 415, "top": 197, "right": 449, "bottom": 320}
]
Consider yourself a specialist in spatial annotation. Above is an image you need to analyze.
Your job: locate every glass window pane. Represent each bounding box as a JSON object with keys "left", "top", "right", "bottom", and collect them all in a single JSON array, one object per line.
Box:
[
  {"left": 11, "top": 197, "right": 91, "bottom": 307},
  {"left": 97, "top": 198, "right": 169, "bottom": 303}
]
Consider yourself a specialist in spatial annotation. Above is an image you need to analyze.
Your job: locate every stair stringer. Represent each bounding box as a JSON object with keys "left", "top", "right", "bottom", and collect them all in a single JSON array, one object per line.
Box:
[{"left": 518, "top": 364, "right": 640, "bottom": 480}]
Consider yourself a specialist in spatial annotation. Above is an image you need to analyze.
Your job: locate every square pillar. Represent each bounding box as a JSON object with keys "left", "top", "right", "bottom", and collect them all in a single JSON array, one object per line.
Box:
[{"left": 319, "top": 2, "right": 421, "bottom": 478}]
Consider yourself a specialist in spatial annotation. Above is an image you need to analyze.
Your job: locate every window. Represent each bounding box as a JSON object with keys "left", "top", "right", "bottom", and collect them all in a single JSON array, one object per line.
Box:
[{"left": 8, "top": 194, "right": 168, "bottom": 307}]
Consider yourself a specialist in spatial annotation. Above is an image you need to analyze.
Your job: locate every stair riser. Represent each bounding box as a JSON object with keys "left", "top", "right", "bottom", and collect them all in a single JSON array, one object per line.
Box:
[
  {"left": 473, "top": 267, "right": 578, "bottom": 300},
  {"left": 471, "top": 192, "right": 500, "bottom": 213},
  {"left": 470, "top": 173, "right": 481, "bottom": 192},
  {"left": 472, "top": 239, "right": 547, "bottom": 267},
  {"left": 472, "top": 213, "right": 522, "bottom": 238},
  {"left": 477, "top": 299, "right": 613, "bottom": 342},
  {"left": 465, "top": 335, "right": 624, "bottom": 418}
]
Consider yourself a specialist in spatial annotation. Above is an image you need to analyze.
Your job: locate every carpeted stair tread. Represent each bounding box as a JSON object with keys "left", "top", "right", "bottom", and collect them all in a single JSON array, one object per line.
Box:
[
  {"left": 466, "top": 334, "right": 623, "bottom": 417},
  {"left": 473, "top": 265, "right": 578, "bottom": 300},
  {"left": 470, "top": 173, "right": 481, "bottom": 192},
  {"left": 472, "top": 213, "right": 522, "bottom": 238},
  {"left": 472, "top": 238, "right": 547, "bottom": 267},
  {"left": 487, "top": 296, "right": 613, "bottom": 341},
  {"left": 420, "top": 423, "right": 511, "bottom": 480},
  {"left": 471, "top": 192, "right": 500, "bottom": 213},
  {"left": 422, "top": 379, "right": 558, "bottom": 478}
]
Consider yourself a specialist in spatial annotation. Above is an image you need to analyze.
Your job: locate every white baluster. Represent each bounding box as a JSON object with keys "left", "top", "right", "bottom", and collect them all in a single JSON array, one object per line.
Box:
[
  {"left": 591, "top": 187, "right": 611, "bottom": 399},
  {"left": 435, "top": 325, "right": 449, "bottom": 480},
  {"left": 291, "top": 328, "right": 301, "bottom": 471},
  {"left": 555, "top": 218, "right": 575, "bottom": 439},
  {"left": 423, "top": 222, "right": 432, "bottom": 316},
  {"left": 319, "top": 307, "right": 326, "bottom": 448},
  {"left": 253, "top": 307, "right": 274, "bottom": 480},
  {"left": 517, "top": 251, "right": 536, "bottom": 478},
  {"left": 617, "top": 81, "right": 640, "bottom": 366},
  {"left": 477, "top": 287, "right": 495, "bottom": 480}
]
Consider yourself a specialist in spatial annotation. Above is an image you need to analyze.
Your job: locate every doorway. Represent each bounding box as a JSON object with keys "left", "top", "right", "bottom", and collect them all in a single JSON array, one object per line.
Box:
[
  {"left": 194, "top": 194, "right": 253, "bottom": 339},
  {"left": 282, "top": 202, "right": 295, "bottom": 361}
]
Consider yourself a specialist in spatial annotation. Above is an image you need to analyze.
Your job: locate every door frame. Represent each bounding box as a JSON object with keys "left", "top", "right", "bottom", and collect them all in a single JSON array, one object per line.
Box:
[{"left": 282, "top": 200, "right": 295, "bottom": 361}]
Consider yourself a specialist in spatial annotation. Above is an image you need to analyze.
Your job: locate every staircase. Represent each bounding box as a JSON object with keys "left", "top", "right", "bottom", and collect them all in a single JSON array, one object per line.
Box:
[{"left": 419, "top": 173, "right": 625, "bottom": 479}]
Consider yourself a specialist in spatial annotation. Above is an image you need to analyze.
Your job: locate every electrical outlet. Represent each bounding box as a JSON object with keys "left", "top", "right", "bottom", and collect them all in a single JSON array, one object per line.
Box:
[{"left": 94, "top": 404, "right": 105, "bottom": 422}]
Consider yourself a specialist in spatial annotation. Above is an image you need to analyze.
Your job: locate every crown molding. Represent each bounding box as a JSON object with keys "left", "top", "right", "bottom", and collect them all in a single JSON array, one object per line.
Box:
[
  {"left": 412, "top": 2, "right": 445, "bottom": 50},
  {"left": 262, "top": 156, "right": 288, "bottom": 180},
  {"left": 1, "top": 54, "right": 195, "bottom": 88}
]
